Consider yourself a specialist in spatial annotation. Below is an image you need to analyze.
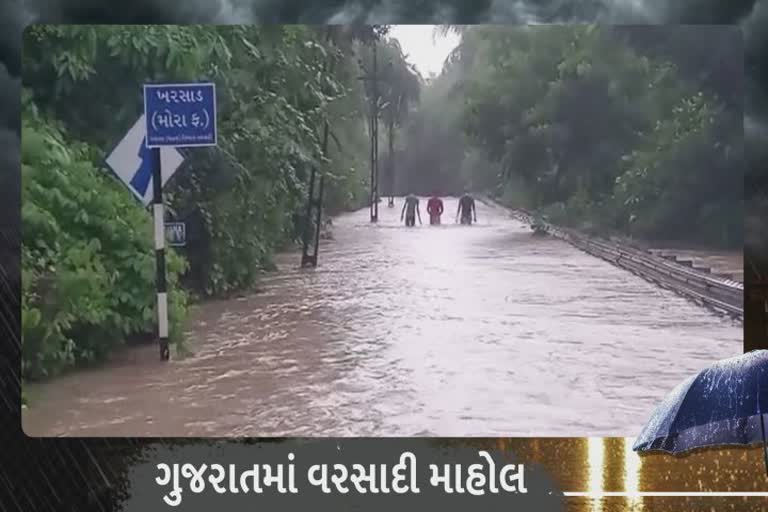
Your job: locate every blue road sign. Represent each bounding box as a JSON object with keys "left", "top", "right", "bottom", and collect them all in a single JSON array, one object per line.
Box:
[
  {"left": 130, "top": 136, "right": 154, "bottom": 197},
  {"left": 105, "top": 115, "right": 185, "bottom": 206},
  {"left": 144, "top": 82, "right": 217, "bottom": 148},
  {"left": 165, "top": 222, "right": 186, "bottom": 246}
]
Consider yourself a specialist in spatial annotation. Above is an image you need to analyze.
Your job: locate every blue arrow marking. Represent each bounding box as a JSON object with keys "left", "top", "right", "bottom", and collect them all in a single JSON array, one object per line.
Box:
[{"left": 129, "top": 137, "right": 153, "bottom": 197}]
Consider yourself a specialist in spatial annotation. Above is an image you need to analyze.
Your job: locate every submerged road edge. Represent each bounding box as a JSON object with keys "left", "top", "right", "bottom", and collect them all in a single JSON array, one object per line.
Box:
[{"left": 477, "top": 195, "right": 743, "bottom": 322}]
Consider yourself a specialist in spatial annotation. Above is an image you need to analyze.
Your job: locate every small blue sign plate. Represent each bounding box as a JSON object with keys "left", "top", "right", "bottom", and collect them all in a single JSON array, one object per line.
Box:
[
  {"left": 165, "top": 222, "right": 186, "bottom": 247},
  {"left": 144, "top": 82, "right": 217, "bottom": 148}
]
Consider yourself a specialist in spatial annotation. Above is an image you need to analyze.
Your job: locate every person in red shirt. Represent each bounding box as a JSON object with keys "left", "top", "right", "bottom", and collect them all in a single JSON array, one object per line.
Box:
[{"left": 426, "top": 193, "right": 444, "bottom": 225}]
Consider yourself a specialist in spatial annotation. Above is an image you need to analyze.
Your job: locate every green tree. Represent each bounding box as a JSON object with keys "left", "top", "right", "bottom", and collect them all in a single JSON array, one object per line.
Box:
[
  {"left": 21, "top": 91, "right": 188, "bottom": 378},
  {"left": 21, "top": 25, "right": 379, "bottom": 379},
  {"left": 398, "top": 25, "right": 741, "bottom": 247}
]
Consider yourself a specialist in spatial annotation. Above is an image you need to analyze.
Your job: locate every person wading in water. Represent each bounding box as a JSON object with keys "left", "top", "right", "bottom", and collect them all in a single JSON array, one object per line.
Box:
[
  {"left": 401, "top": 194, "right": 422, "bottom": 227},
  {"left": 456, "top": 192, "right": 477, "bottom": 225},
  {"left": 427, "top": 193, "right": 444, "bottom": 225}
]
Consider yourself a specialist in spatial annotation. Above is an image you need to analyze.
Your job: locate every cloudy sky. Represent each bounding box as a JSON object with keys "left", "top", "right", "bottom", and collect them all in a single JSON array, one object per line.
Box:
[{"left": 387, "top": 25, "right": 461, "bottom": 77}]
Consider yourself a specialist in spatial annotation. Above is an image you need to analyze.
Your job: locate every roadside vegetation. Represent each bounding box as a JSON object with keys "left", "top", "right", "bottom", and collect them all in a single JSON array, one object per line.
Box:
[{"left": 21, "top": 25, "right": 419, "bottom": 379}]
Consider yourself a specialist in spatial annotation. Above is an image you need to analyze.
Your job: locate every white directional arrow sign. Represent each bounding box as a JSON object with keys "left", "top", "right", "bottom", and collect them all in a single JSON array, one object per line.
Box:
[{"left": 105, "top": 114, "right": 185, "bottom": 207}]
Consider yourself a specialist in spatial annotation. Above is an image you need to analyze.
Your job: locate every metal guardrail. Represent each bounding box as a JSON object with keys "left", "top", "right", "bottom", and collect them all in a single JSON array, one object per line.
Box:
[{"left": 480, "top": 197, "right": 743, "bottom": 320}]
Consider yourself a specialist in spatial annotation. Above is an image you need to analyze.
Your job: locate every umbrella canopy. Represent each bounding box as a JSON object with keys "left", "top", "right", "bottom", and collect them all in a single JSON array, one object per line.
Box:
[{"left": 633, "top": 350, "right": 768, "bottom": 454}]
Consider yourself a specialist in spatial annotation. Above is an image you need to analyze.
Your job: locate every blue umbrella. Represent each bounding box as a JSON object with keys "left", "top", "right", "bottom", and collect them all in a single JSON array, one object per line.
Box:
[{"left": 633, "top": 350, "right": 768, "bottom": 473}]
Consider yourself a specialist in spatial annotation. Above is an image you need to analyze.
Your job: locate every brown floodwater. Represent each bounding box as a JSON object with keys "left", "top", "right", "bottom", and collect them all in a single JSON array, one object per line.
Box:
[{"left": 22, "top": 198, "right": 742, "bottom": 437}]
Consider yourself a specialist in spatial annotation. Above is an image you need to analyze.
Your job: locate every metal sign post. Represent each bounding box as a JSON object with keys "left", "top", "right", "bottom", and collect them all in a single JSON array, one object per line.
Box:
[
  {"left": 150, "top": 147, "right": 169, "bottom": 360},
  {"left": 143, "top": 82, "right": 217, "bottom": 360},
  {"left": 104, "top": 115, "right": 185, "bottom": 361}
]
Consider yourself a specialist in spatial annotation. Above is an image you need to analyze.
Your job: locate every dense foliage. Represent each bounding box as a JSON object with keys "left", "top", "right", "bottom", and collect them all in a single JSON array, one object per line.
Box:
[
  {"left": 399, "top": 25, "right": 743, "bottom": 247},
  {"left": 21, "top": 91, "right": 189, "bottom": 378},
  {"left": 21, "top": 25, "right": 419, "bottom": 379}
]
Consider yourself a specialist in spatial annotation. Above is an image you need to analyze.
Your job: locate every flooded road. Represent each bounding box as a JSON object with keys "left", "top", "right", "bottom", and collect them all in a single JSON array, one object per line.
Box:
[{"left": 23, "top": 197, "right": 742, "bottom": 437}]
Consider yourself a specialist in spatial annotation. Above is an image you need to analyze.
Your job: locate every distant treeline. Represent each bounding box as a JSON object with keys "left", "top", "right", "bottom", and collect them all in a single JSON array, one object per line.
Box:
[{"left": 395, "top": 25, "right": 743, "bottom": 249}]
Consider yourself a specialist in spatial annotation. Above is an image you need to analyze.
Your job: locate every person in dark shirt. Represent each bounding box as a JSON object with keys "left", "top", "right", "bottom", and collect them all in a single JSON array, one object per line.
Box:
[
  {"left": 401, "top": 194, "right": 422, "bottom": 227},
  {"left": 456, "top": 192, "right": 477, "bottom": 225}
]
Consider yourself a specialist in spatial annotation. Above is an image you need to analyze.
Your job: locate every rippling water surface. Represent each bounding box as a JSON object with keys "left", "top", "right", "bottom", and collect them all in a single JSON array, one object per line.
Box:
[{"left": 22, "top": 198, "right": 741, "bottom": 437}]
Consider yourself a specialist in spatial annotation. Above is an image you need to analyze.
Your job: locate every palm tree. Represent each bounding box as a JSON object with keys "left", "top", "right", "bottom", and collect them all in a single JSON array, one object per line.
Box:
[
  {"left": 434, "top": 25, "right": 469, "bottom": 74},
  {"left": 434, "top": 25, "right": 467, "bottom": 38},
  {"left": 377, "top": 38, "right": 421, "bottom": 201}
]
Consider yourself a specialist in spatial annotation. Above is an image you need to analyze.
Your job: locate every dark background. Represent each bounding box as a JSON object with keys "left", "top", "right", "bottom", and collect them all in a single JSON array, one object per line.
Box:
[{"left": 1, "top": 1, "right": 766, "bottom": 510}]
